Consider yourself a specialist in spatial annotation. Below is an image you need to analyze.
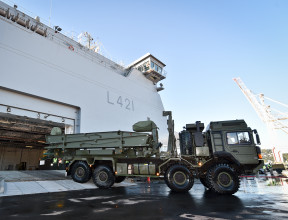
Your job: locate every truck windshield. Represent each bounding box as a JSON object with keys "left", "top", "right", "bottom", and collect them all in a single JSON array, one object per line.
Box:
[{"left": 226, "top": 132, "right": 251, "bottom": 145}]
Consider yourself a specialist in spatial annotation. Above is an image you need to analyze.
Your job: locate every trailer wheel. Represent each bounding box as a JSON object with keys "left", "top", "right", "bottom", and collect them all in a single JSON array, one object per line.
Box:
[
  {"left": 115, "top": 176, "right": 126, "bottom": 183},
  {"left": 92, "top": 165, "right": 115, "bottom": 189},
  {"left": 207, "top": 164, "right": 240, "bottom": 195},
  {"left": 165, "top": 164, "right": 194, "bottom": 192},
  {"left": 71, "top": 161, "right": 92, "bottom": 183}
]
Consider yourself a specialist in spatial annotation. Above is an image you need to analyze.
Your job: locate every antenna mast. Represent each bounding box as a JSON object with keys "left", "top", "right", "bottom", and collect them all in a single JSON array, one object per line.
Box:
[{"left": 49, "top": 0, "right": 52, "bottom": 27}]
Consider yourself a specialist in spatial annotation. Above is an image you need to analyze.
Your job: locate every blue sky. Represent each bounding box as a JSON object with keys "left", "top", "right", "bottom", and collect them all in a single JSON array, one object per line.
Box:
[{"left": 4, "top": 0, "right": 288, "bottom": 152}]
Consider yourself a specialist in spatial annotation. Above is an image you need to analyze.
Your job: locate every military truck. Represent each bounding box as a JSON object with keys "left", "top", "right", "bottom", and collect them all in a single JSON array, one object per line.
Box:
[{"left": 45, "top": 111, "right": 263, "bottom": 195}]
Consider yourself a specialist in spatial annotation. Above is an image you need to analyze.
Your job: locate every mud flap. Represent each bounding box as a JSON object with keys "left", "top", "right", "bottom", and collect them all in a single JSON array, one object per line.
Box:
[{"left": 252, "top": 160, "right": 264, "bottom": 174}]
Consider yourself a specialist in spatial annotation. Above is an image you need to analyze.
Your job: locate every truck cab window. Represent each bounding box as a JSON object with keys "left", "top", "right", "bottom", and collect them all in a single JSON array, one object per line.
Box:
[
  {"left": 227, "top": 132, "right": 238, "bottom": 144},
  {"left": 227, "top": 132, "right": 251, "bottom": 145}
]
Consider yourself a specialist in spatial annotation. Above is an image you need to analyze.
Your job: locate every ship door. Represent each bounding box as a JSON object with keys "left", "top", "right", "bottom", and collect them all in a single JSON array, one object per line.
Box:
[{"left": 0, "top": 87, "right": 80, "bottom": 170}]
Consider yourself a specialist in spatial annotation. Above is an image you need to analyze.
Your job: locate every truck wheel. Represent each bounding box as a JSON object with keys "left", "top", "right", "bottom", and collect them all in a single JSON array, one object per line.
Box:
[
  {"left": 165, "top": 164, "right": 194, "bottom": 192},
  {"left": 207, "top": 164, "right": 240, "bottom": 195},
  {"left": 115, "top": 176, "right": 126, "bottom": 183},
  {"left": 92, "top": 165, "right": 115, "bottom": 189},
  {"left": 71, "top": 161, "right": 92, "bottom": 183}
]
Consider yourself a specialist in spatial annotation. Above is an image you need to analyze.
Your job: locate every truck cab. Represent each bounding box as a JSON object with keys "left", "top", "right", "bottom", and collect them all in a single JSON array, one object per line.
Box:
[{"left": 179, "top": 119, "right": 263, "bottom": 175}]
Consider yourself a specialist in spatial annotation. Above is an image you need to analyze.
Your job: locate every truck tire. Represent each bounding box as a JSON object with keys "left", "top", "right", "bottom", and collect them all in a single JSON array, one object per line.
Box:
[
  {"left": 92, "top": 165, "right": 115, "bottom": 189},
  {"left": 115, "top": 176, "right": 126, "bottom": 183},
  {"left": 165, "top": 164, "right": 194, "bottom": 192},
  {"left": 207, "top": 164, "right": 240, "bottom": 195},
  {"left": 71, "top": 161, "right": 92, "bottom": 183}
]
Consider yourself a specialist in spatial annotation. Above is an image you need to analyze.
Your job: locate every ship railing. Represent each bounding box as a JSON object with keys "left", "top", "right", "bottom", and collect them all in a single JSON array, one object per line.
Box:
[
  {"left": 2, "top": 0, "right": 51, "bottom": 26},
  {"left": 62, "top": 31, "right": 126, "bottom": 68},
  {"left": 51, "top": 32, "right": 126, "bottom": 73},
  {"left": 56, "top": 32, "right": 126, "bottom": 71},
  {"left": 2, "top": 0, "right": 126, "bottom": 73}
]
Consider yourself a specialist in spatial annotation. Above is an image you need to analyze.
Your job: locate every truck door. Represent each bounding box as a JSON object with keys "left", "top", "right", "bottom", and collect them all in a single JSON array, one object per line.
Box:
[{"left": 224, "top": 131, "right": 258, "bottom": 164}]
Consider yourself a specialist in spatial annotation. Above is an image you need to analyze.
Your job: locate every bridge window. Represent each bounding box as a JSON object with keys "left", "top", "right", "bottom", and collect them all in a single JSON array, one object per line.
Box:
[
  {"left": 151, "top": 61, "right": 154, "bottom": 69},
  {"left": 143, "top": 61, "right": 149, "bottom": 71}
]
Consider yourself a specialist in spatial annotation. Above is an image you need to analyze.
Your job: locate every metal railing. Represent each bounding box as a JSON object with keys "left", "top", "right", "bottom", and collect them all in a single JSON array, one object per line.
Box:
[{"left": 1, "top": 0, "right": 126, "bottom": 70}]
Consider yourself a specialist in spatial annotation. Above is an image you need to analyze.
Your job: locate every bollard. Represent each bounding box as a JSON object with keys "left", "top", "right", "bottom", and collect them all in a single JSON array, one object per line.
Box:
[{"left": 147, "top": 177, "right": 151, "bottom": 184}]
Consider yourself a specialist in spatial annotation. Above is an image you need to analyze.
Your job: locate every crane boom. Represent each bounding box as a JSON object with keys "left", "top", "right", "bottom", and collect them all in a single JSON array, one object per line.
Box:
[{"left": 233, "top": 77, "right": 288, "bottom": 162}]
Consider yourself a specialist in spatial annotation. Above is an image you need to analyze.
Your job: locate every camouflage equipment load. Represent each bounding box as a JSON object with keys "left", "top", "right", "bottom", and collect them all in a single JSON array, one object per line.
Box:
[
  {"left": 132, "top": 121, "right": 157, "bottom": 132},
  {"left": 46, "top": 131, "right": 152, "bottom": 150}
]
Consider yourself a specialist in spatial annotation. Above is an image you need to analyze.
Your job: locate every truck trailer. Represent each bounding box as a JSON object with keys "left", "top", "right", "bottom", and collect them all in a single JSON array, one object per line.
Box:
[{"left": 45, "top": 111, "right": 264, "bottom": 195}]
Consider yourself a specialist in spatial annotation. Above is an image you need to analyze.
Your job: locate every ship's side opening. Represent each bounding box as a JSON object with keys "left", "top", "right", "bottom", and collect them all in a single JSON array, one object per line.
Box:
[
  {"left": 0, "top": 113, "right": 65, "bottom": 170},
  {"left": 0, "top": 87, "right": 80, "bottom": 171}
]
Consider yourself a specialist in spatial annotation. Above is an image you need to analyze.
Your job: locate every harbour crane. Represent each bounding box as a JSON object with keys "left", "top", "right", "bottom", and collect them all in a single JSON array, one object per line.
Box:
[{"left": 233, "top": 77, "right": 288, "bottom": 163}]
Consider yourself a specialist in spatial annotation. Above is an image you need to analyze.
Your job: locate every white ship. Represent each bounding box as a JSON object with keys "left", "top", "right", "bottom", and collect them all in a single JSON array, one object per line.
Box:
[{"left": 0, "top": 1, "right": 168, "bottom": 170}]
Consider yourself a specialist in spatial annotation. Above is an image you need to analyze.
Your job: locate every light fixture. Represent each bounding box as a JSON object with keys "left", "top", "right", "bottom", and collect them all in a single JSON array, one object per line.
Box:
[
  {"left": 156, "top": 83, "right": 164, "bottom": 92},
  {"left": 54, "top": 26, "right": 62, "bottom": 32}
]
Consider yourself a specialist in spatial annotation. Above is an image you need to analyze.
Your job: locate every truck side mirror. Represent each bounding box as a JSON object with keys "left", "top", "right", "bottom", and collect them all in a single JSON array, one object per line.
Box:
[{"left": 253, "top": 129, "right": 261, "bottom": 145}]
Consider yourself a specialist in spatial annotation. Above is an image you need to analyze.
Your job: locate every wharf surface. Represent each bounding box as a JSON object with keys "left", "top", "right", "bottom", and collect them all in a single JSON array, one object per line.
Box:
[
  {"left": 0, "top": 170, "right": 135, "bottom": 197},
  {"left": 0, "top": 171, "right": 287, "bottom": 219}
]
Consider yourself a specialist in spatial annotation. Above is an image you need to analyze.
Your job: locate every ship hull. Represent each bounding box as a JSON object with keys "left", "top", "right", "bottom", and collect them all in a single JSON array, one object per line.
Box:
[{"left": 0, "top": 2, "right": 168, "bottom": 170}]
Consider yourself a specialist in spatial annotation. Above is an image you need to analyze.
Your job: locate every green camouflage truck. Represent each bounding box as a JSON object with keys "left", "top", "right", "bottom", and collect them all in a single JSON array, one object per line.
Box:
[{"left": 45, "top": 111, "right": 263, "bottom": 195}]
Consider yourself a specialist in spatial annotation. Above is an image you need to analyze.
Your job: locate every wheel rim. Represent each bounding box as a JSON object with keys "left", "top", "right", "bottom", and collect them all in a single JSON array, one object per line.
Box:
[
  {"left": 99, "top": 171, "right": 108, "bottom": 182},
  {"left": 173, "top": 171, "right": 187, "bottom": 185},
  {"left": 217, "top": 171, "right": 232, "bottom": 187},
  {"left": 76, "top": 167, "right": 85, "bottom": 177}
]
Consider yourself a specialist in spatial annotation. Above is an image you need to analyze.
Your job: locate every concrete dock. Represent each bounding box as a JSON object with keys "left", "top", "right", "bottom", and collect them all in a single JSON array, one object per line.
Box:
[
  {"left": 0, "top": 172, "right": 287, "bottom": 220},
  {"left": 0, "top": 170, "right": 135, "bottom": 197}
]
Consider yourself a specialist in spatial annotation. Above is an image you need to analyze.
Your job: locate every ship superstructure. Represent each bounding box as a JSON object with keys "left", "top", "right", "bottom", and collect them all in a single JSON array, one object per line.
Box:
[{"left": 0, "top": 1, "right": 168, "bottom": 170}]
